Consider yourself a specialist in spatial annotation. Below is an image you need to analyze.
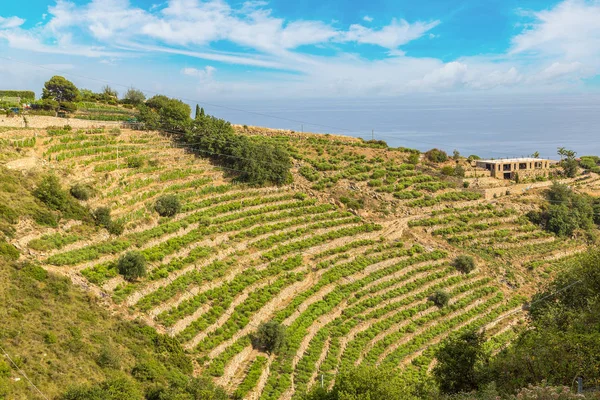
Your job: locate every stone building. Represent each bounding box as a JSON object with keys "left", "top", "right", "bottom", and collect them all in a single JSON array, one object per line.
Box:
[{"left": 474, "top": 158, "right": 556, "bottom": 179}]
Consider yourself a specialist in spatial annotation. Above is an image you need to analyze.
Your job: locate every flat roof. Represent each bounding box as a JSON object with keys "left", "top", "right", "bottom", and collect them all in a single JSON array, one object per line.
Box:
[{"left": 476, "top": 158, "right": 556, "bottom": 164}]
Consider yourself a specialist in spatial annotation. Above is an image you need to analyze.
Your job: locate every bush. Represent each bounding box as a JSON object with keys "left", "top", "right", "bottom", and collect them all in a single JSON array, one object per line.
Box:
[
  {"left": 117, "top": 252, "right": 147, "bottom": 281},
  {"left": 453, "top": 255, "right": 476, "bottom": 274},
  {"left": 70, "top": 183, "right": 95, "bottom": 201},
  {"left": 426, "top": 148, "right": 449, "bottom": 163},
  {"left": 126, "top": 156, "right": 144, "bottom": 168},
  {"left": 34, "top": 174, "right": 69, "bottom": 211},
  {"left": 0, "top": 241, "right": 19, "bottom": 261},
  {"left": 340, "top": 196, "right": 364, "bottom": 210},
  {"left": 93, "top": 207, "right": 112, "bottom": 228},
  {"left": 429, "top": 290, "right": 450, "bottom": 308},
  {"left": 252, "top": 320, "right": 286, "bottom": 354},
  {"left": 154, "top": 195, "right": 181, "bottom": 217},
  {"left": 96, "top": 346, "right": 121, "bottom": 369}
]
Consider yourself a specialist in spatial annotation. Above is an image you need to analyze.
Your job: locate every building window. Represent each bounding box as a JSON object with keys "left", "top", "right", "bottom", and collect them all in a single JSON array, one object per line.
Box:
[
  {"left": 519, "top": 163, "right": 527, "bottom": 170},
  {"left": 503, "top": 164, "right": 511, "bottom": 171}
]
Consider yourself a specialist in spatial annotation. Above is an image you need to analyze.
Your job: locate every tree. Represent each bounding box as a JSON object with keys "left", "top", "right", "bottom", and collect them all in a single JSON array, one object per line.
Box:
[
  {"left": 42, "top": 76, "right": 79, "bottom": 102},
  {"left": 452, "top": 255, "right": 476, "bottom": 274},
  {"left": 70, "top": 183, "right": 95, "bottom": 201},
  {"left": 453, "top": 149, "right": 461, "bottom": 161},
  {"left": 528, "top": 182, "right": 594, "bottom": 237},
  {"left": 531, "top": 151, "right": 540, "bottom": 158},
  {"left": 252, "top": 320, "right": 286, "bottom": 354},
  {"left": 117, "top": 252, "right": 147, "bottom": 281},
  {"left": 433, "top": 330, "right": 488, "bottom": 394},
  {"left": 139, "top": 95, "right": 191, "bottom": 131},
  {"left": 557, "top": 147, "right": 578, "bottom": 178},
  {"left": 103, "top": 85, "right": 118, "bottom": 99},
  {"left": 123, "top": 88, "right": 146, "bottom": 105},
  {"left": 154, "top": 195, "right": 181, "bottom": 217}
]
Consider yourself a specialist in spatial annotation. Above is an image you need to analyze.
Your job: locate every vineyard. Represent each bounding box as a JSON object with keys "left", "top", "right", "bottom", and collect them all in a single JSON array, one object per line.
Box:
[{"left": 0, "top": 123, "right": 591, "bottom": 399}]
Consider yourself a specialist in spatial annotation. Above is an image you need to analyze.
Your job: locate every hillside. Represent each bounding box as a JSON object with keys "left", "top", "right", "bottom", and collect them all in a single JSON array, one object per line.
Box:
[{"left": 0, "top": 118, "right": 597, "bottom": 399}]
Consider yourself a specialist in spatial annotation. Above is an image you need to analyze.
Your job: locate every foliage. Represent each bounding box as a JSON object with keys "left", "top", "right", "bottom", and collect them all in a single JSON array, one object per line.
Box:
[
  {"left": 186, "top": 113, "right": 292, "bottom": 185},
  {"left": 527, "top": 182, "right": 594, "bottom": 237},
  {"left": 0, "top": 240, "right": 19, "bottom": 260},
  {"left": 339, "top": 196, "right": 364, "bottom": 210},
  {"left": 70, "top": 183, "right": 95, "bottom": 201},
  {"left": 558, "top": 147, "right": 578, "bottom": 178},
  {"left": 452, "top": 255, "right": 476, "bottom": 274},
  {"left": 127, "top": 156, "right": 145, "bottom": 168},
  {"left": 433, "top": 330, "right": 489, "bottom": 394},
  {"left": 42, "top": 76, "right": 80, "bottom": 102},
  {"left": 154, "top": 194, "right": 181, "bottom": 217},
  {"left": 426, "top": 148, "right": 449, "bottom": 163},
  {"left": 479, "top": 249, "right": 600, "bottom": 394},
  {"left": 252, "top": 320, "right": 286, "bottom": 354},
  {"left": 122, "top": 88, "right": 146, "bottom": 105},
  {"left": 33, "top": 174, "right": 89, "bottom": 220},
  {"left": 0, "top": 90, "right": 35, "bottom": 101},
  {"left": 58, "top": 374, "right": 143, "bottom": 400},
  {"left": 138, "top": 95, "right": 191, "bottom": 131},
  {"left": 304, "top": 366, "right": 430, "bottom": 400},
  {"left": 117, "top": 251, "right": 147, "bottom": 281},
  {"left": 429, "top": 289, "right": 451, "bottom": 307}
]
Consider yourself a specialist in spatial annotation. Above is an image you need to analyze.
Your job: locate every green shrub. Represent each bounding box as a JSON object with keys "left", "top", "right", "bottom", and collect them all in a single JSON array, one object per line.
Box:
[
  {"left": 340, "top": 196, "right": 364, "bottom": 210},
  {"left": 33, "top": 174, "right": 68, "bottom": 211},
  {"left": 93, "top": 207, "right": 112, "bottom": 228},
  {"left": 0, "top": 241, "right": 19, "bottom": 261},
  {"left": 252, "top": 320, "right": 286, "bottom": 354},
  {"left": 429, "top": 289, "right": 450, "bottom": 307},
  {"left": 70, "top": 183, "right": 95, "bottom": 201},
  {"left": 96, "top": 346, "right": 121, "bottom": 369},
  {"left": 126, "top": 156, "right": 144, "bottom": 168},
  {"left": 452, "top": 255, "right": 476, "bottom": 274},
  {"left": 107, "top": 220, "right": 125, "bottom": 236},
  {"left": 154, "top": 195, "right": 181, "bottom": 217},
  {"left": 117, "top": 252, "right": 147, "bottom": 281},
  {"left": 426, "top": 148, "right": 449, "bottom": 163}
]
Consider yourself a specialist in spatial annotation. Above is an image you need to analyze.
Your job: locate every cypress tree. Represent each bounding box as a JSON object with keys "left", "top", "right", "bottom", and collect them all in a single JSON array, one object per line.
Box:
[{"left": 195, "top": 104, "right": 201, "bottom": 120}]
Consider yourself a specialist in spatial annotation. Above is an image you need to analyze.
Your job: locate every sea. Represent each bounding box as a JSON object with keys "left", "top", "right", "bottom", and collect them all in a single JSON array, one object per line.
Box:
[{"left": 202, "top": 94, "right": 600, "bottom": 160}]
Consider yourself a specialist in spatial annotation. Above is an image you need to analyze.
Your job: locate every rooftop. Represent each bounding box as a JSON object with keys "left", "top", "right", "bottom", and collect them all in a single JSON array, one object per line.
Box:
[{"left": 475, "top": 158, "right": 556, "bottom": 164}]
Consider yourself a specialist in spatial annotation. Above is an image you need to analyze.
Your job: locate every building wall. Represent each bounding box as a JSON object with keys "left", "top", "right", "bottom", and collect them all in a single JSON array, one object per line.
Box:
[{"left": 475, "top": 160, "right": 551, "bottom": 179}]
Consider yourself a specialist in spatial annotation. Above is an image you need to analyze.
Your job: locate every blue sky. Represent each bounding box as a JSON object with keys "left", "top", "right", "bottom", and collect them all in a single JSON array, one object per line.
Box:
[{"left": 0, "top": 0, "right": 599, "bottom": 100}]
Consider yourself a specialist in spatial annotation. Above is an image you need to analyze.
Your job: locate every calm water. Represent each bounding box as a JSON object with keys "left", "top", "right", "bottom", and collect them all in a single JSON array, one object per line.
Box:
[{"left": 202, "top": 94, "right": 600, "bottom": 160}]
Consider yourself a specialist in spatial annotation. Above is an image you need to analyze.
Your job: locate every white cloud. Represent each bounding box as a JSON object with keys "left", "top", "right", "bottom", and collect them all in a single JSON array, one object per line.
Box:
[
  {"left": 343, "top": 19, "right": 440, "bottom": 49},
  {"left": 182, "top": 66, "right": 216, "bottom": 81},
  {"left": 511, "top": 0, "right": 600, "bottom": 61},
  {"left": 0, "top": 16, "right": 25, "bottom": 29},
  {"left": 0, "top": 0, "right": 598, "bottom": 98},
  {"left": 410, "top": 61, "right": 468, "bottom": 90},
  {"left": 537, "top": 61, "right": 583, "bottom": 81}
]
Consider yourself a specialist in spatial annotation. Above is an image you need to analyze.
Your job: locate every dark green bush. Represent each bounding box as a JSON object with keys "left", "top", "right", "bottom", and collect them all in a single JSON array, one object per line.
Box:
[
  {"left": 154, "top": 195, "right": 181, "bottom": 217},
  {"left": 70, "top": 183, "right": 95, "bottom": 201},
  {"left": 252, "top": 320, "right": 286, "bottom": 354},
  {"left": 429, "top": 289, "right": 450, "bottom": 308},
  {"left": 452, "top": 255, "right": 476, "bottom": 274},
  {"left": 93, "top": 207, "right": 112, "bottom": 228},
  {"left": 425, "top": 148, "right": 449, "bottom": 163},
  {"left": 33, "top": 174, "right": 69, "bottom": 211},
  {"left": 117, "top": 252, "right": 147, "bottom": 281}
]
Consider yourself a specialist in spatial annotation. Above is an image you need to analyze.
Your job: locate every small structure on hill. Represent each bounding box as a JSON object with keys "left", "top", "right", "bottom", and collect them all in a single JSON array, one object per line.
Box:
[{"left": 474, "top": 158, "right": 556, "bottom": 180}]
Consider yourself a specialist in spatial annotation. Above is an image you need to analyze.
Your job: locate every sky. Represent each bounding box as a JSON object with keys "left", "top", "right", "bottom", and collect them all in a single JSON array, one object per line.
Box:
[
  {"left": 0, "top": 0, "right": 599, "bottom": 156},
  {"left": 1, "top": 0, "right": 599, "bottom": 99}
]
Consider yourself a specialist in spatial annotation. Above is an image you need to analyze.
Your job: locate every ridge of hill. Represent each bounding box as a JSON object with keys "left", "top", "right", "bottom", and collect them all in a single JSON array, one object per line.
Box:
[{"left": 0, "top": 117, "right": 597, "bottom": 399}]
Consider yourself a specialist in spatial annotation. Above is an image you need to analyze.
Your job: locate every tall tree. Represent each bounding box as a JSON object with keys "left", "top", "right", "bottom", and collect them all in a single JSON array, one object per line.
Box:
[
  {"left": 123, "top": 88, "right": 146, "bottom": 105},
  {"left": 433, "top": 330, "right": 488, "bottom": 394},
  {"left": 42, "top": 76, "right": 79, "bottom": 102}
]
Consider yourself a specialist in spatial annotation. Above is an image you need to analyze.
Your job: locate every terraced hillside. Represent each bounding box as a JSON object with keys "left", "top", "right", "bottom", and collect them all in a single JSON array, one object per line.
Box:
[{"left": 1, "top": 123, "right": 591, "bottom": 399}]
